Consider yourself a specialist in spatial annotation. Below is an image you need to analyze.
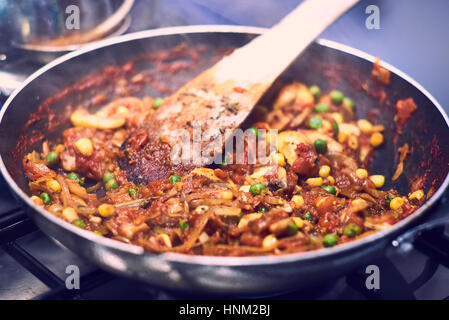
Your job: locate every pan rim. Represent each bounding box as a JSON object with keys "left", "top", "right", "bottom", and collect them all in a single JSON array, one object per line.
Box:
[{"left": 1, "top": 25, "right": 448, "bottom": 267}]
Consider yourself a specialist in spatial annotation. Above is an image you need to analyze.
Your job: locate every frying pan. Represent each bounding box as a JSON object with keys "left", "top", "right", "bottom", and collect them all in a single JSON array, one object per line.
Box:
[{"left": 1, "top": 26, "right": 448, "bottom": 295}]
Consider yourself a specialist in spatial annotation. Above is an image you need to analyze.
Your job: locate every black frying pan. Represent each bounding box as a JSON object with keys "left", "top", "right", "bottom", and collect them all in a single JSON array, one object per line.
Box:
[{"left": 1, "top": 26, "right": 448, "bottom": 295}]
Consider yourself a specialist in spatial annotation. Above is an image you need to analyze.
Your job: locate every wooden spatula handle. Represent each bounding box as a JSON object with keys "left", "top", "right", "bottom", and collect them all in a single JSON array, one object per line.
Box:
[{"left": 214, "top": 0, "right": 360, "bottom": 86}]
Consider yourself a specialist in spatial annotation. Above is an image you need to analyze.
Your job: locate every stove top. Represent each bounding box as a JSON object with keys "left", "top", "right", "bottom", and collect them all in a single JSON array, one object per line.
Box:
[{"left": 1, "top": 0, "right": 449, "bottom": 300}]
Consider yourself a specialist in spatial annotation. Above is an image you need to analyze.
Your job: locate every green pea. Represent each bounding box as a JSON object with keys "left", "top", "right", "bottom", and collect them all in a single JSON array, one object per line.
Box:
[
  {"left": 313, "top": 139, "right": 327, "bottom": 154},
  {"left": 152, "top": 97, "right": 163, "bottom": 109},
  {"left": 249, "top": 183, "right": 266, "bottom": 196},
  {"left": 129, "top": 188, "right": 137, "bottom": 197},
  {"left": 344, "top": 224, "right": 361, "bottom": 238},
  {"left": 67, "top": 172, "right": 83, "bottom": 185},
  {"left": 247, "top": 126, "right": 259, "bottom": 138},
  {"left": 322, "top": 233, "right": 339, "bottom": 247},
  {"left": 72, "top": 219, "right": 86, "bottom": 229},
  {"left": 259, "top": 207, "right": 268, "bottom": 213},
  {"left": 314, "top": 103, "right": 330, "bottom": 113},
  {"left": 169, "top": 175, "right": 181, "bottom": 185},
  {"left": 304, "top": 212, "right": 313, "bottom": 221},
  {"left": 45, "top": 151, "right": 59, "bottom": 165},
  {"left": 321, "top": 185, "right": 336, "bottom": 195},
  {"left": 330, "top": 90, "right": 344, "bottom": 104},
  {"left": 39, "top": 192, "right": 51, "bottom": 205},
  {"left": 309, "top": 116, "right": 323, "bottom": 129},
  {"left": 103, "top": 171, "right": 115, "bottom": 183},
  {"left": 179, "top": 220, "right": 189, "bottom": 232},
  {"left": 309, "top": 85, "right": 321, "bottom": 100},
  {"left": 286, "top": 222, "right": 298, "bottom": 236},
  {"left": 332, "top": 121, "right": 339, "bottom": 135},
  {"left": 105, "top": 179, "right": 119, "bottom": 190},
  {"left": 342, "top": 97, "right": 355, "bottom": 109}
]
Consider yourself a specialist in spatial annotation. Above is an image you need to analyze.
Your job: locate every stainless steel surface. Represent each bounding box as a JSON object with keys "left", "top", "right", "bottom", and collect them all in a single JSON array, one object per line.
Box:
[
  {"left": 0, "top": 248, "right": 50, "bottom": 299},
  {"left": 4, "top": 0, "right": 134, "bottom": 52},
  {"left": 1, "top": 25, "right": 448, "bottom": 294}
]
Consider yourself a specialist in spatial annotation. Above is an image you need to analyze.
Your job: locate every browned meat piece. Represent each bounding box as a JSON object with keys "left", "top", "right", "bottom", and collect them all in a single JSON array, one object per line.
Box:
[{"left": 291, "top": 143, "right": 318, "bottom": 177}]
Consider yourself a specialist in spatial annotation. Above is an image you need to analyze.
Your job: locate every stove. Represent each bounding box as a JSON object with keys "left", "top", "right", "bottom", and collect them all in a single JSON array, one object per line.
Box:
[{"left": 1, "top": 0, "right": 449, "bottom": 300}]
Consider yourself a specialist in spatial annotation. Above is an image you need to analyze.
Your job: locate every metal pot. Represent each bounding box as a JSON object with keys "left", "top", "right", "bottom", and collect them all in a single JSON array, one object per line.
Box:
[
  {"left": 1, "top": 26, "right": 448, "bottom": 295},
  {"left": 1, "top": 0, "right": 134, "bottom": 52}
]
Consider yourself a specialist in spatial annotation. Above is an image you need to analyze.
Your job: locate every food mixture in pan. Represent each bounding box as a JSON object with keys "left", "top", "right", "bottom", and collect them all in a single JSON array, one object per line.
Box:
[{"left": 23, "top": 81, "right": 423, "bottom": 256}]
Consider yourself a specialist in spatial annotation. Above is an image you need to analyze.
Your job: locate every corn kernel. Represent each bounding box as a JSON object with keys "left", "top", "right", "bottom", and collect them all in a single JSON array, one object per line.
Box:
[
  {"left": 337, "top": 132, "right": 347, "bottom": 143},
  {"left": 327, "top": 176, "right": 335, "bottom": 185},
  {"left": 319, "top": 165, "right": 331, "bottom": 178},
  {"left": 390, "top": 197, "right": 404, "bottom": 210},
  {"left": 352, "top": 198, "right": 367, "bottom": 206},
  {"left": 347, "top": 135, "right": 358, "bottom": 149},
  {"left": 409, "top": 190, "right": 424, "bottom": 201},
  {"left": 98, "top": 203, "right": 116, "bottom": 217},
  {"left": 75, "top": 138, "right": 94, "bottom": 156},
  {"left": 272, "top": 153, "right": 286, "bottom": 166},
  {"left": 292, "top": 217, "right": 304, "bottom": 229},
  {"left": 62, "top": 207, "right": 78, "bottom": 222},
  {"left": 331, "top": 112, "right": 344, "bottom": 124},
  {"left": 321, "top": 120, "right": 332, "bottom": 132},
  {"left": 46, "top": 179, "right": 61, "bottom": 192},
  {"left": 357, "top": 119, "right": 373, "bottom": 133},
  {"left": 369, "top": 175, "right": 385, "bottom": 188},
  {"left": 306, "top": 177, "right": 323, "bottom": 187},
  {"left": 220, "top": 190, "right": 233, "bottom": 200},
  {"left": 370, "top": 132, "right": 384, "bottom": 147},
  {"left": 156, "top": 234, "right": 172, "bottom": 247},
  {"left": 291, "top": 195, "right": 304, "bottom": 208},
  {"left": 355, "top": 168, "right": 368, "bottom": 179},
  {"left": 30, "top": 195, "right": 44, "bottom": 206},
  {"left": 116, "top": 106, "right": 129, "bottom": 115},
  {"left": 262, "top": 234, "right": 277, "bottom": 249}
]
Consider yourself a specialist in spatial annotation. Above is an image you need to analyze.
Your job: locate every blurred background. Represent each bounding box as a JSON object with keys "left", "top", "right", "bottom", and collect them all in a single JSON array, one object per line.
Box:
[{"left": 0, "top": 0, "right": 448, "bottom": 109}]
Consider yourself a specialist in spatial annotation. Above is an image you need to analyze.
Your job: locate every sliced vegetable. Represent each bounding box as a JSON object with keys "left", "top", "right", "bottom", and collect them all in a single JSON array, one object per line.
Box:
[
  {"left": 179, "top": 221, "right": 189, "bottom": 232},
  {"left": 67, "top": 173, "right": 83, "bottom": 185},
  {"left": 321, "top": 185, "right": 336, "bottom": 195}
]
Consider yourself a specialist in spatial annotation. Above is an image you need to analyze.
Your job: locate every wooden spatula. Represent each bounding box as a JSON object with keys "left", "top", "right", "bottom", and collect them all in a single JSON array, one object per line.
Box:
[{"left": 120, "top": 0, "right": 360, "bottom": 184}]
